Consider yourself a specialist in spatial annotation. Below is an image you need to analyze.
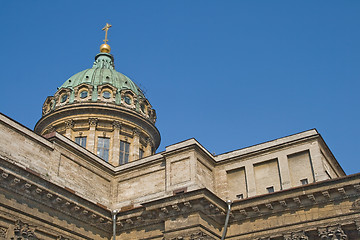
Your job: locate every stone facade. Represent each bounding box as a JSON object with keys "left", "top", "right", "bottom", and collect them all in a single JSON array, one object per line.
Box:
[{"left": 0, "top": 112, "right": 359, "bottom": 239}]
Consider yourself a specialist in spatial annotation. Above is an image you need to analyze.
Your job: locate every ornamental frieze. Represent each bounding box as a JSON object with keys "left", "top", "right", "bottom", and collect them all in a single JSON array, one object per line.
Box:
[
  {"left": 88, "top": 118, "right": 98, "bottom": 127},
  {"left": 0, "top": 226, "right": 7, "bottom": 239},
  {"left": 351, "top": 198, "right": 360, "bottom": 211},
  {"left": 168, "top": 230, "right": 215, "bottom": 240},
  {"left": 10, "top": 220, "right": 38, "bottom": 240},
  {"left": 318, "top": 225, "right": 347, "bottom": 240},
  {"left": 284, "top": 230, "right": 308, "bottom": 240}
]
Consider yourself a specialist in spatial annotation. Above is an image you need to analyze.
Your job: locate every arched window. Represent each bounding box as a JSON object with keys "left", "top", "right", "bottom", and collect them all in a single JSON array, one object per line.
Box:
[
  {"left": 124, "top": 96, "right": 131, "bottom": 105},
  {"left": 103, "top": 91, "right": 111, "bottom": 99},
  {"left": 80, "top": 90, "right": 88, "bottom": 98},
  {"left": 60, "top": 94, "right": 68, "bottom": 103}
]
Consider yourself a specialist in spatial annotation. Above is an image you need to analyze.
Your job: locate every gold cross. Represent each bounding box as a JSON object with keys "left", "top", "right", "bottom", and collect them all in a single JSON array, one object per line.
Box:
[{"left": 102, "top": 23, "right": 112, "bottom": 44}]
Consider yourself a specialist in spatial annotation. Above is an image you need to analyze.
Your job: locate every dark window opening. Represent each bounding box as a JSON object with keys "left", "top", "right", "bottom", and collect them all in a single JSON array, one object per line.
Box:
[
  {"left": 80, "top": 91, "right": 88, "bottom": 98},
  {"left": 266, "top": 186, "right": 274, "bottom": 193},
  {"left": 60, "top": 94, "right": 68, "bottom": 103},
  {"left": 103, "top": 91, "right": 111, "bottom": 99},
  {"left": 236, "top": 194, "right": 244, "bottom": 199},
  {"left": 97, "top": 137, "right": 110, "bottom": 161},
  {"left": 120, "top": 141, "right": 130, "bottom": 165},
  {"left": 75, "top": 136, "right": 87, "bottom": 148},
  {"left": 124, "top": 96, "right": 131, "bottom": 105},
  {"left": 139, "top": 149, "right": 144, "bottom": 159},
  {"left": 300, "top": 178, "right": 308, "bottom": 185}
]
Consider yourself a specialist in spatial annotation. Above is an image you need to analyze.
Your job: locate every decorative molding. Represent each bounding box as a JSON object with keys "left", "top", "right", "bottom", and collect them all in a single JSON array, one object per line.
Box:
[
  {"left": 318, "top": 225, "right": 347, "bottom": 240},
  {"left": 265, "top": 203, "right": 273, "bottom": 210},
  {"left": 88, "top": 118, "right": 98, "bottom": 127},
  {"left": 0, "top": 226, "right": 7, "bottom": 239},
  {"left": 355, "top": 220, "right": 360, "bottom": 235},
  {"left": 12, "top": 219, "right": 38, "bottom": 240},
  {"left": 169, "top": 230, "right": 215, "bottom": 240},
  {"left": 112, "top": 120, "right": 122, "bottom": 130},
  {"left": 46, "top": 125, "right": 56, "bottom": 133},
  {"left": 64, "top": 119, "right": 74, "bottom": 129},
  {"left": 279, "top": 200, "right": 287, "bottom": 208},
  {"left": 351, "top": 198, "right": 360, "bottom": 211},
  {"left": 133, "top": 128, "right": 140, "bottom": 137},
  {"left": 146, "top": 137, "right": 154, "bottom": 147},
  {"left": 284, "top": 230, "right": 308, "bottom": 240},
  {"left": 190, "top": 231, "right": 214, "bottom": 240},
  {"left": 0, "top": 168, "right": 111, "bottom": 233},
  {"left": 322, "top": 191, "right": 331, "bottom": 199}
]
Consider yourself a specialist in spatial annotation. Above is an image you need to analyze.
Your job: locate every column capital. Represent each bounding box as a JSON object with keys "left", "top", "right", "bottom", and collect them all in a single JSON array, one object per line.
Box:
[
  {"left": 64, "top": 119, "right": 74, "bottom": 129},
  {"left": 112, "top": 120, "right": 122, "bottom": 130},
  {"left": 133, "top": 128, "right": 140, "bottom": 137},
  {"left": 146, "top": 137, "right": 154, "bottom": 147},
  {"left": 47, "top": 125, "right": 56, "bottom": 133},
  {"left": 88, "top": 118, "right": 98, "bottom": 127}
]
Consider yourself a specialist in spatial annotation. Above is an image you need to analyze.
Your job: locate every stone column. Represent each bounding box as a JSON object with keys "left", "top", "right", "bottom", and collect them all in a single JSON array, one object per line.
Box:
[
  {"left": 111, "top": 121, "right": 121, "bottom": 166},
  {"left": 132, "top": 128, "right": 140, "bottom": 161},
  {"left": 64, "top": 119, "right": 74, "bottom": 139},
  {"left": 278, "top": 155, "right": 292, "bottom": 189},
  {"left": 245, "top": 163, "right": 256, "bottom": 197},
  {"left": 145, "top": 138, "right": 153, "bottom": 156},
  {"left": 88, "top": 118, "right": 98, "bottom": 153}
]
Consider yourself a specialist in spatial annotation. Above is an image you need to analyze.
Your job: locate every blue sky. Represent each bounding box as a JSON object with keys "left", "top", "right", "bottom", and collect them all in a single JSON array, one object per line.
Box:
[{"left": 0, "top": 1, "right": 359, "bottom": 174}]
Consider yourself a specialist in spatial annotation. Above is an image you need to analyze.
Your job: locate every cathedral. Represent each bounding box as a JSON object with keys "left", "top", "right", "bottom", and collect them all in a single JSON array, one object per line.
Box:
[{"left": 0, "top": 24, "right": 359, "bottom": 240}]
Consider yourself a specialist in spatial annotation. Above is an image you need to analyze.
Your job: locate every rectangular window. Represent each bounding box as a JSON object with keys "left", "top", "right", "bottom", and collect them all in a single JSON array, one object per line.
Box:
[
  {"left": 120, "top": 141, "right": 130, "bottom": 165},
  {"left": 97, "top": 137, "right": 110, "bottom": 162},
  {"left": 75, "top": 136, "right": 87, "bottom": 148},
  {"left": 139, "top": 149, "right": 144, "bottom": 159},
  {"left": 236, "top": 194, "right": 244, "bottom": 199},
  {"left": 300, "top": 178, "right": 308, "bottom": 185},
  {"left": 266, "top": 186, "right": 274, "bottom": 193}
]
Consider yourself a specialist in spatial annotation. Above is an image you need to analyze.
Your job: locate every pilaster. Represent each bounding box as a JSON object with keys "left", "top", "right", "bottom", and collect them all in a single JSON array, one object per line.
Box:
[
  {"left": 245, "top": 163, "right": 256, "bottom": 197},
  {"left": 145, "top": 137, "right": 153, "bottom": 156},
  {"left": 309, "top": 141, "right": 328, "bottom": 181},
  {"left": 278, "top": 154, "right": 292, "bottom": 189},
  {"left": 111, "top": 121, "right": 121, "bottom": 166},
  {"left": 88, "top": 118, "right": 98, "bottom": 152},
  {"left": 132, "top": 128, "right": 140, "bottom": 161},
  {"left": 64, "top": 119, "right": 74, "bottom": 139}
]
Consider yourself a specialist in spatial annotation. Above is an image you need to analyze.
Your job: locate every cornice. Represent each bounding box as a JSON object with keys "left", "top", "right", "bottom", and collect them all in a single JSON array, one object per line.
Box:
[
  {"left": 35, "top": 103, "right": 161, "bottom": 149},
  {"left": 230, "top": 173, "right": 360, "bottom": 224},
  {"left": 215, "top": 129, "right": 319, "bottom": 163},
  {"left": 0, "top": 158, "right": 112, "bottom": 233},
  {"left": 113, "top": 189, "right": 228, "bottom": 233}
]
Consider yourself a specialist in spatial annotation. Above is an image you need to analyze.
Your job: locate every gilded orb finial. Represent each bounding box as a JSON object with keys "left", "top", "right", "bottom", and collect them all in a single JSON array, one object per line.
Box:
[{"left": 100, "top": 23, "right": 112, "bottom": 53}]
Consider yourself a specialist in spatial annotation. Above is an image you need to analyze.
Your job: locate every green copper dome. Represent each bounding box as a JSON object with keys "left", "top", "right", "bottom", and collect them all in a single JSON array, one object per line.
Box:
[
  {"left": 41, "top": 52, "right": 156, "bottom": 124},
  {"left": 60, "top": 52, "right": 145, "bottom": 99}
]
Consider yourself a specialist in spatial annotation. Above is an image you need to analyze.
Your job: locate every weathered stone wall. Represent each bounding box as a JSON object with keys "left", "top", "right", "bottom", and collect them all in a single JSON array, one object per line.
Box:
[
  {"left": 214, "top": 131, "right": 345, "bottom": 201},
  {"left": 288, "top": 150, "right": 314, "bottom": 186},
  {"left": 0, "top": 115, "right": 113, "bottom": 207},
  {"left": 116, "top": 159, "right": 166, "bottom": 205}
]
